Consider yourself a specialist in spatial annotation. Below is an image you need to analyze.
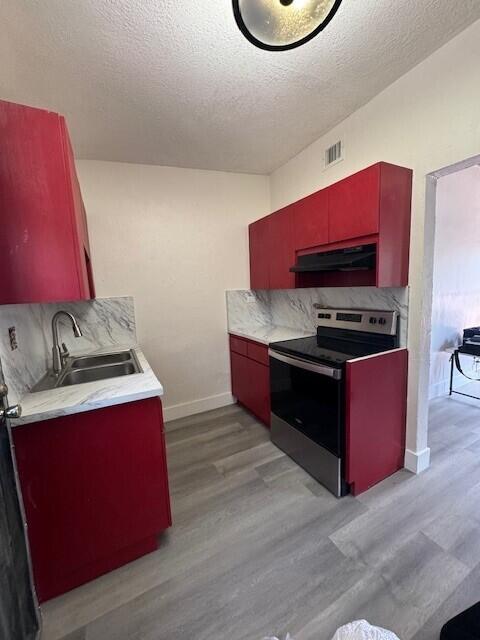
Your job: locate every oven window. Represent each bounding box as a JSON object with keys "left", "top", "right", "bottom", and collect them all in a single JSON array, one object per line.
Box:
[{"left": 270, "top": 356, "right": 343, "bottom": 456}]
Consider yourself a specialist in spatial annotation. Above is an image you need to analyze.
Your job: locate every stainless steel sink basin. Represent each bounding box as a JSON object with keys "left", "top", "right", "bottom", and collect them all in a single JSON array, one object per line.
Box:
[
  {"left": 70, "top": 351, "right": 132, "bottom": 369},
  {"left": 31, "top": 349, "right": 142, "bottom": 392},
  {"left": 58, "top": 362, "right": 137, "bottom": 387}
]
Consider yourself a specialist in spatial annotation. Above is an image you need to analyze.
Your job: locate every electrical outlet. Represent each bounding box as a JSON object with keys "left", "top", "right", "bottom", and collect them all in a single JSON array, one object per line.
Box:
[{"left": 8, "top": 327, "right": 18, "bottom": 351}]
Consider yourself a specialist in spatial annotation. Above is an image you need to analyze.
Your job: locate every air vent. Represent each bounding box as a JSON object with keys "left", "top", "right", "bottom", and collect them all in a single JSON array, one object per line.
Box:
[{"left": 325, "top": 140, "right": 343, "bottom": 168}]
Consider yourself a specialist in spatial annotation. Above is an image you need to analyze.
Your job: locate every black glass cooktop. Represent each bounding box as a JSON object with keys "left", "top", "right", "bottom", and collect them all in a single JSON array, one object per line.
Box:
[{"left": 270, "top": 332, "right": 395, "bottom": 368}]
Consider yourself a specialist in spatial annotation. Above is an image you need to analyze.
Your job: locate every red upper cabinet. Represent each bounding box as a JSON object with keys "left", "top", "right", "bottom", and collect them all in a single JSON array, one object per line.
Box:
[
  {"left": 0, "top": 100, "right": 95, "bottom": 305},
  {"left": 248, "top": 161, "right": 412, "bottom": 290},
  {"left": 269, "top": 206, "right": 295, "bottom": 289},
  {"left": 293, "top": 188, "right": 329, "bottom": 251},
  {"left": 249, "top": 216, "right": 270, "bottom": 290},
  {"left": 249, "top": 208, "right": 295, "bottom": 290},
  {"left": 61, "top": 121, "right": 96, "bottom": 299},
  {"left": 376, "top": 162, "right": 412, "bottom": 288},
  {"left": 328, "top": 164, "right": 381, "bottom": 243}
]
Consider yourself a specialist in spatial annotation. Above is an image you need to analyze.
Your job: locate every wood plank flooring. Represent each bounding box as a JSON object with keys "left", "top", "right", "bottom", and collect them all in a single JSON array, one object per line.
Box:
[{"left": 40, "top": 394, "right": 480, "bottom": 640}]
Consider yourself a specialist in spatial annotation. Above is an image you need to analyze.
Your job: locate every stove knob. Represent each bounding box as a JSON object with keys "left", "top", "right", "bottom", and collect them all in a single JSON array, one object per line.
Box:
[
  {"left": 379, "top": 318, "right": 387, "bottom": 325},
  {"left": 369, "top": 317, "right": 377, "bottom": 325},
  {"left": 325, "top": 314, "right": 331, "bottom": 319}
]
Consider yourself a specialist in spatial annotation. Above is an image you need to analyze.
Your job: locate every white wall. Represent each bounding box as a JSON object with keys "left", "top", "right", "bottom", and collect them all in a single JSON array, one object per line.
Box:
[
  {"left": 76, "top": 161, "right": 270, "bottom": 421},
  {"left": 270, "top": 20, "right": 480, "bottom": 472},
  {"left": 76, "top": 19, "right": 480, "bottom": 464},
  {"left": 430, "top": 166, "right": 480, "bottom": 399}
]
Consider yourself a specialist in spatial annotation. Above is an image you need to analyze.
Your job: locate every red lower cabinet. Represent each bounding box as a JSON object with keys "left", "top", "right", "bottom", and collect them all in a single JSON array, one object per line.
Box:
[
  {"left": 13, "top": 397, "right": 171, "bottom": 602},
  {"left": 346, "top": 349, "right": 408, "bottom": 496},
  {"left": 230, "top": 335, "right": 270, "bottom": 427}
]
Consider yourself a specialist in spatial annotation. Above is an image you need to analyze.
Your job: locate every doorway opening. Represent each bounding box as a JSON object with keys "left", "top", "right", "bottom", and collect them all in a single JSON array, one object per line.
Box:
[{"left": 421, "top": 154, "right": 480, "bottom": 463}]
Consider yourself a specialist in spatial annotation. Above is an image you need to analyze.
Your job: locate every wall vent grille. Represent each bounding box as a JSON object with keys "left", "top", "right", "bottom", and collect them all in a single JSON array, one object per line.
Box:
[{"left": 325, "top": 140, "right": 343, "bottom": 168}]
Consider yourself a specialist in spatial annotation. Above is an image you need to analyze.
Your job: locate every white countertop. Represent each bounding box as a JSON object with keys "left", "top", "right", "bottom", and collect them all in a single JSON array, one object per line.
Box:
[
  {"left": 229, "top": 325, "right": 315, "bottom": 346},
  {"left": 16, "top": 345, "right": 163, "bottom": 427}
]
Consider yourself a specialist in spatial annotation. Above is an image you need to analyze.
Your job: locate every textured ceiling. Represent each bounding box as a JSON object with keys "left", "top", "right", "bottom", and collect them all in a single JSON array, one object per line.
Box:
[{"left": 1, "top": 1, "right": 479, "bottom": 174}]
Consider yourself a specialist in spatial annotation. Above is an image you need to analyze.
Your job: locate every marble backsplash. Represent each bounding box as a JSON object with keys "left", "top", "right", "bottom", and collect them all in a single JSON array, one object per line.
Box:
[
  {"left": 0, "top": 297, "right": 136, "bottom": 404},
  {"left": 226, "top": 287, "right": 409, "bottom": 346}
]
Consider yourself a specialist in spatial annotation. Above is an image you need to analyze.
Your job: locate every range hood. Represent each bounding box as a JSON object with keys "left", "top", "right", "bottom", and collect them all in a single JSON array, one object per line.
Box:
[{"left": 290, "top": 244, "right": 376, "bottom": 273}]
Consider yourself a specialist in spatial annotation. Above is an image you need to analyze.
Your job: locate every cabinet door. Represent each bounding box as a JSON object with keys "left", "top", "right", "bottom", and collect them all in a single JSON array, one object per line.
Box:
[
  {"left": 294, "top": 189, "right": 329, "bottom": 251},
  {"left": 231, "top": 349, "right": 271, "bottom": 427},
  {"left": 249, "top": 217, "right": 270, "bottom": 290},
  {"left": 345, "top": 350, "right": 407, "bottom": 496},
  {"left": 0, "top": 100, "right": 85, "bottom": 305},
  {"left": 13, "top": 398, "right": 171, "bottom": 602},
  {"left": 328, "top": 164, "right": 381, "bottom": 243},
  {"left": 269, "top": 206, "right": 295, "bottom": 290},
  {"left": 231, "top": 351, "right": 250, "bottom": 407},
  {"left": 376, "top": 163, "right": 413, "bottom": 287},
  {"left": 247, "top": 358, "right": 271, "bottom": 427}
]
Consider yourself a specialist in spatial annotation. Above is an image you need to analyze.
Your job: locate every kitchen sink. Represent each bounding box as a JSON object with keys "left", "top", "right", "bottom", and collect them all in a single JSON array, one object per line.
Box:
[
  {"left": 31, "top": 349, "right": 142, "bottom": 392},
  {"left": 70, "top": 351, "right": 132, "bottom": 369},
  {"left": 58, "top": 362, "right": 137, "bottom": 387}
]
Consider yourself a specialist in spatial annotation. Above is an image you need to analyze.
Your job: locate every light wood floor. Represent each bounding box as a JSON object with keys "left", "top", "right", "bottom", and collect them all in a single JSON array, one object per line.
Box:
[{"left": 40, "top": 393, "right": 480, "bottom": 640}]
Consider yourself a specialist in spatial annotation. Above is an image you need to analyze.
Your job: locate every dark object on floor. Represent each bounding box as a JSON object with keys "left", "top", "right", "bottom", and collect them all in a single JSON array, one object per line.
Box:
[{"left": 441, "top": 602, "right": 480, "bottom": 640}]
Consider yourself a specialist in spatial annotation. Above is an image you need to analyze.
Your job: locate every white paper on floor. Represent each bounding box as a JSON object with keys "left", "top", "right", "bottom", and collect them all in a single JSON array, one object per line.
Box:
[{"left": 331, "top": 620, "right": 400, "bottom": 640}]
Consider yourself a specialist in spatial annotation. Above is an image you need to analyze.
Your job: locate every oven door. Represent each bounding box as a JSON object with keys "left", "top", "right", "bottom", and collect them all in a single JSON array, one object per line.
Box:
[{"left": 269, "top": 349, "right": 346, "bottom": 497}]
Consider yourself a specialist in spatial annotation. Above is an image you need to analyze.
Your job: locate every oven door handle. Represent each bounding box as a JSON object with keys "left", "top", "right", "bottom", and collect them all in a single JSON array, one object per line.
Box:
[{"left": 268, "top": 349, "right": 342, "bottom": 380}]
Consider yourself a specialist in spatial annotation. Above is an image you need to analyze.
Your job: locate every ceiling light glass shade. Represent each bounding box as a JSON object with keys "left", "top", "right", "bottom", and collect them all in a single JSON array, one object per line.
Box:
[{"left": 233, "top": 0, "right": 343, "bottom": 51}]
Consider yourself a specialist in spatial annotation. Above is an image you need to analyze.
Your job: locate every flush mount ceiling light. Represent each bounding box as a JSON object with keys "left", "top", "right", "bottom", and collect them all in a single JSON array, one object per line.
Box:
[{"left": 233, "top": 0, "right": 343, "bottom": 51}]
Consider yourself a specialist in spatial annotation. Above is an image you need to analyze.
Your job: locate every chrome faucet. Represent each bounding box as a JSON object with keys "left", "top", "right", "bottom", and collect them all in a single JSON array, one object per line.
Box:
[{"left": 51, "top": 311, "right": 83, "bottom": 374}]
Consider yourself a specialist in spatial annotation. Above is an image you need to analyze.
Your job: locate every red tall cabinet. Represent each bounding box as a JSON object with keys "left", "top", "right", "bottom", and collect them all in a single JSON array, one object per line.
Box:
[{"left": 0, "top": 100, "right": 95, "bottom": 305}]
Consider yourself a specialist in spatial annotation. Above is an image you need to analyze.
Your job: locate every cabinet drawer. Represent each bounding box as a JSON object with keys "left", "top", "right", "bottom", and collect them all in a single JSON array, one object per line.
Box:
[
  {"left": 247, "top": 341, "right": 269, "bottom": 366},
  {"left": 230, "top": 335, "right": 248, "bottom": 356}
]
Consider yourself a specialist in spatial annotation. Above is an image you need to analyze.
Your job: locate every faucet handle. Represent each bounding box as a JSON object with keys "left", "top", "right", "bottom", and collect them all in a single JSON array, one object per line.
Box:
[{"left": 61, "top": 342, "right": 69, "bottom": 355}]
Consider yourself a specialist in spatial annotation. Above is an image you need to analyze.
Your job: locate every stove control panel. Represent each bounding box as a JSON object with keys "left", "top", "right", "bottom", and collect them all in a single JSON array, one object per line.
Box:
[{"left": 313, "top": 307, "right": 398, "bottom": 336}]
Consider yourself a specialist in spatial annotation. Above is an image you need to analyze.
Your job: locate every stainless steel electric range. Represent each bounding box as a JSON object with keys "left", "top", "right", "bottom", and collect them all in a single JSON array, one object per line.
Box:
[{"left": 269, "top": 308, "right": 399, "bottom": 497}]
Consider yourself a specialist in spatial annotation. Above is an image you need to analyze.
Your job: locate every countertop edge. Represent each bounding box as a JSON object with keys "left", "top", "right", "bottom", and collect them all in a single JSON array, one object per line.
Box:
[
  {"left": 16, "top": 387, "right": 163, "bottom": 426},
  {"left": 228, "top": 326, "right": 316, "bottom": 346}
]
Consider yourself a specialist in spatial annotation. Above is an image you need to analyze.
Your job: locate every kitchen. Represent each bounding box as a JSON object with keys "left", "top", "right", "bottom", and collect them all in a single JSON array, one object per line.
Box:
[{"left": 1, "top": 3, "right": 480, "bottom": 640}]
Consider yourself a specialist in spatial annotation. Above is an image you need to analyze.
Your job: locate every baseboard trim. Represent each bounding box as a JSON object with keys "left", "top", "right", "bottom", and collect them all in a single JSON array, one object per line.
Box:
[
  {"left": 430, "top": 372, "right": 477, "bottom": 400},
  {"left": 163, "top": 392, "right": 235, "bottom": 422},
  {"left": 404, "top": 447, "right": 431, "bottom": 474}
]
